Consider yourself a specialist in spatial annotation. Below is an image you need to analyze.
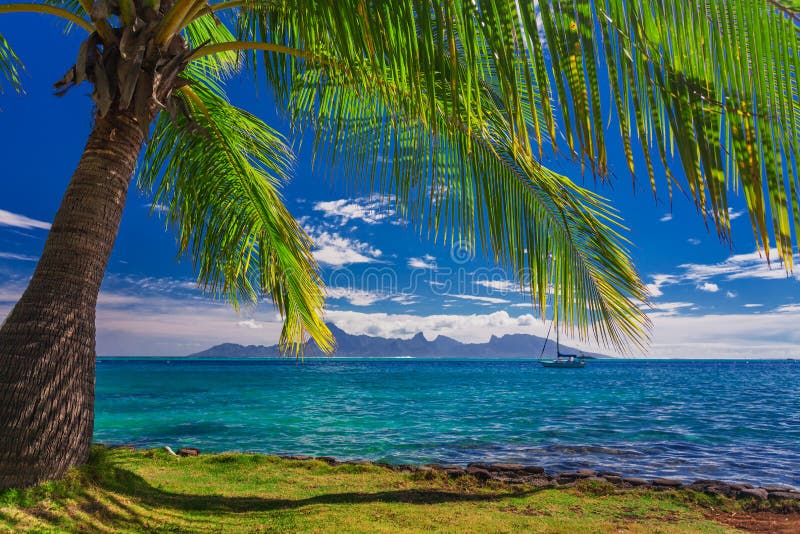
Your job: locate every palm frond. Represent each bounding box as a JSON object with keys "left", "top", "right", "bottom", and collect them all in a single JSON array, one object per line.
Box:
[
  {"left": 287, "top": 65, "right": 649, "bottom": 352},
  {"left": 222, "top": 0, "right": 800, "bottom": 271},
  {"left": 138, "top": 66, "right": 332, "bottom": 355},
  {"left": 532, "top": 0, "right": 800, "bottom": 268},
  {"left": 0, "top": 32, "right": 23, "bottom": 94},
  {"left": 183, "top": 13, "right": 239, "bottom": 77}
]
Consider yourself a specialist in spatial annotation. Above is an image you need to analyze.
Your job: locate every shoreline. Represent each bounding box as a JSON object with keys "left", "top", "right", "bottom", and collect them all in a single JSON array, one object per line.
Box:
[
  {"left": 115, "top": 445, "right": 800, "bottom": 501},
  {"left": 5, "top": 446, "right": 800, "bottom": 532}
]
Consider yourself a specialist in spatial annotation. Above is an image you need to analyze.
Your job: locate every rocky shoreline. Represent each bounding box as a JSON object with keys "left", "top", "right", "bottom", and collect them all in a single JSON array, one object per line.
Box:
[{"left": 162, "top": 446, "right": 799, "bottom": 504}]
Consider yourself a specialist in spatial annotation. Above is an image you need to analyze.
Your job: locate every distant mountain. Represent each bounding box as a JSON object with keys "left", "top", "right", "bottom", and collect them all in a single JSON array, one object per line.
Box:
[{"left": 188, "top": 323, "right": 609, "bottom": 359}]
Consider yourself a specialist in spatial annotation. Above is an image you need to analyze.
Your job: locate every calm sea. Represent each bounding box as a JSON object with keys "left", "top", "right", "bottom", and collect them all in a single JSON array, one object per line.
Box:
[{"left": 95, "top": 358, "right": 799, "bottom": 487}]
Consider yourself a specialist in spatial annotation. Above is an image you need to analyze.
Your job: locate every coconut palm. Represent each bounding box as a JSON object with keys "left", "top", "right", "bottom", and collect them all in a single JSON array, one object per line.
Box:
[{"left": 0, "top": 0, "right": 797, "bottom": 489}]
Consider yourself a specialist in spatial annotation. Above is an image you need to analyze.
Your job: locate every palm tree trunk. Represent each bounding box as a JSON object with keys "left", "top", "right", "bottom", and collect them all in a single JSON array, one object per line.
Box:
[{"left": 0, "top": 109, "right": 147, "bottom": 489}]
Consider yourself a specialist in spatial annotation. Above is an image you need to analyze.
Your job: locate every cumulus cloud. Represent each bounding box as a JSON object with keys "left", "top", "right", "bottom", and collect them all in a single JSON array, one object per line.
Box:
[
  {"left": 660, "top": 213, "right": 673, "bottom": 222},
  {"left": 0, "top": 209, "right": 51, "bottom": 230},
  {"left": 313, "top": 197, "right": 395, "bottom": 225},
  {"left": 325, "top": 310, "right": 545, "bottom": 344},
  {"left": 697, "top": 282, "right": 719, "bottom": 293},
  {"left": 645, "top": 274, "right": 676, "bottom": 298},
  {"left": 408, "top": 257, "right": 436, "bottom": 269},
  {"left": 306, "top": 228, "right": 383, "bottom": 266}
]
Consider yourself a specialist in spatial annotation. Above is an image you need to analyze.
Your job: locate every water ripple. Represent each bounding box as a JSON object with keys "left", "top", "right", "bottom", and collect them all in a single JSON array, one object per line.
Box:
[{"left": 94, "top": 359, "right": 800, "bottom": 487}]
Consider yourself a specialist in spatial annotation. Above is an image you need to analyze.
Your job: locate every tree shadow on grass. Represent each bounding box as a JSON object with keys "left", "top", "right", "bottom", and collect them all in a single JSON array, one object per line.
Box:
[{"left": 99, "top": 464, "right": 541, "bottom": 514}]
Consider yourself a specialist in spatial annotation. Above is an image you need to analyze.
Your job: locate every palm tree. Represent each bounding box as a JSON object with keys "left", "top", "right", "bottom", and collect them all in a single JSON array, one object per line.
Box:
[{"left": 0, "top": 0, "right": 797, "bottom": 489}]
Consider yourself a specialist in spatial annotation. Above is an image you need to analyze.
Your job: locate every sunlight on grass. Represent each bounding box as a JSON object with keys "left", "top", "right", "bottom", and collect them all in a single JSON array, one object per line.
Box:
[{"left": 0, "top": 447, "right": 752, "bottom": 533}]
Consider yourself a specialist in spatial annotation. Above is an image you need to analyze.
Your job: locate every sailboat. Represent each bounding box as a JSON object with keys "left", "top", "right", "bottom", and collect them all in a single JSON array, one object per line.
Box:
[{"left": 538, "top": 321, "right": 586, "bottom": 369}]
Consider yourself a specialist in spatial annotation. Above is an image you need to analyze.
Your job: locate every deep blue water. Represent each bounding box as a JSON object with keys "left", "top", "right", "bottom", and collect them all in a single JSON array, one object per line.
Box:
[{"left": 95, "top": 358, "right": 800, "bottom": 487}]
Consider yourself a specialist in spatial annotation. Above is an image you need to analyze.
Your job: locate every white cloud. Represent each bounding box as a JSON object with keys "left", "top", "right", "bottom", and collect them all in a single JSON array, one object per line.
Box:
[
  {"left": 325, "top": 310, "right": 545, "bottom": 344},
  {"left": 728, "top": 207, "right": 745, "bottom": 220},
  {"left": 389, "top": 294, "right": 417, "bottom": 306},
  {"left": 238, "top": 319, "right": 265, "bottom": 329},
  {"left": 447, "top": 294, "right": 511, "bottom": 305},
  {"left": 743, "top": 303, "right": 762, "bottom": 308},
  {"left": 0, "top": 252, "right": 37, "bottom": 262},
  {"left": 726, "top": 291, "right": 737, "bottom": 298},
  {"left": 697, "top": 282, "right": 719, "bottom": 293},
  {"left": 646, "top": 249, "right": 798, "bottom": 298},
  {"left": 680, "top": 250, "right": 793, "bottom": 282},
  {"left": 648, "top": 301, "right": 694, "bottom": 317},
  {"left": 660, "top": 213, "right": 673, "bottom": 222},
  {"left": 408, "top": 257, "right": 436, "bottom": 269},
  {"left": 0, "top": 209, "right": 51, "bottom": 230},
  {"left": 307, "top": 229, "right": 383, "bottom": 266},
  {"left": 326, "top": 287, "right": 387, "bottom": 306},
  {"left": 313, "top": 197, "right": 395, "bottom": 225},
  {"left": 473, "top": 279, "right": 522, "bottom": 293},
  {"left": 645, "top": 274, "right": 676, "bottom": 298},
  {"left": 687, "top": 238, "right": 701, "bottom": 245},
  {"left": 648, "top": 309, "right": 800, "bottom": 358}
]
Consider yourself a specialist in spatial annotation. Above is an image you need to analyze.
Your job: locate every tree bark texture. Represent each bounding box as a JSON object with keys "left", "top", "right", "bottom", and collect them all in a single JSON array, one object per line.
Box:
[{"left": 0, "top": 110, "right": 146, "bottom": 489}]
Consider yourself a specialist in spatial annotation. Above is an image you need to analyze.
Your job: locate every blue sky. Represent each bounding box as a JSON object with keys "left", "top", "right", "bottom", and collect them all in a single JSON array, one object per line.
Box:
[{"left": 2, "top": 14, "right": 800, "bottom": 357}]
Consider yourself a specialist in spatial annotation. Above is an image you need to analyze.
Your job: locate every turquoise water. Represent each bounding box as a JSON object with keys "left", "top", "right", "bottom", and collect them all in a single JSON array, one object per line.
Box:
[{"left": 95, "top": 359, "right": 800, "bottom": 486}]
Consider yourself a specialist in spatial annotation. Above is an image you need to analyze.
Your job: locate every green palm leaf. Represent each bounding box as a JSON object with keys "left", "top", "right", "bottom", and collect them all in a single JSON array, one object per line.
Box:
[
  {"left": 138, "top": 66, "right": 332, "bottom": 355},
  {"left": 287, "top": 64, "right": 649, "bottom": 351},
  {"left": 0, "top": 33, "right": 23, "bottom": 93}
]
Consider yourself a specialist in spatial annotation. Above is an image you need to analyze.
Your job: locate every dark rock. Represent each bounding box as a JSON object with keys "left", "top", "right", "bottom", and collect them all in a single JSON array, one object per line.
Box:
[
  {"left": 466, "top": 466, "right": 492, "bottom": 481},
  {"left": 622, "top": 477, "right": 650, "bottom": 486},
  {"left": 730, "top": 483, "right": 754, "bottom": 491},
  {"left": 316, "top": 456, "right": 338, "bottom": 465},
  {"left": 397, "top": 465, "right": 418, "bottom": 472},
  {"left": 768, "top": 491, "right": 800, "bottom": 501},
  {"left": 443, "top": 467, "right": 466, "bottom": 478},
  {"left": 176, "top": 447, "right": 200, "bottom": 457},
  {"left": 652, "top": 478, "right": 683, "bottom": 488},
  {"left": 467, "top": 462, "right": 493, "bottom": 471},
  {"left": 584, "top": 476, "right": 609, "bottom": 483},
  {"left": 285, "top": 455, "right": 312, "bottom": 461},
  {"left": 603, "top": 475, "right": 623, "bottom": 485},
  {"left": 558, "top": 469, "right": 595, "bottom": 480},
  {"left": 689, "top": 480, "right": 734, "bottom": 496},
  {"left": 598, "top": 471, "right": 622, "bottom": 478},
  {"left": 738, "top": 488, "right": 768, "bottom": 501},
  {"left": 425, "top": 463, "right": 446, "bottom": 471},
  {"left": 690, "top": 479, "right": 728, "bottom": 488},
  {"left": 489, "top": 463, "right": 527, "bottom": 472},
  {"left": 520, "top": 465, "right": 546, "bottom": 475},
  {"left": 762, "top": 485, "right": 797, "bottom": 492}
]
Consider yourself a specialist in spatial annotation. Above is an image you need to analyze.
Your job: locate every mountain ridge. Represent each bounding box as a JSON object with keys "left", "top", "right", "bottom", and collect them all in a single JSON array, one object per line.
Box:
[{"left": 188, "top": 323, "right": 609, "bottom": 359}]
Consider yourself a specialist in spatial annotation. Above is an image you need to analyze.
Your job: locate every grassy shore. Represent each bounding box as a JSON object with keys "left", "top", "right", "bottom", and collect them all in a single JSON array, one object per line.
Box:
[{"left": 1, "top": 447, "right": 797, "bottom": 533}]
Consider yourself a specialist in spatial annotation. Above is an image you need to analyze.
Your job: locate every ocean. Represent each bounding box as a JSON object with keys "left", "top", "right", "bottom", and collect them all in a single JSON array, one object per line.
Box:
[{"left": 95, "top": 358, "right": 799, "bottom": 487}]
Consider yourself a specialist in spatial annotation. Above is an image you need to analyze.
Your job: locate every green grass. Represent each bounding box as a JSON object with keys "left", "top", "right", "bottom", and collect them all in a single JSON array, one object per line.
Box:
[{"left": 0, "top": 447, "right": 762, "bottom": 533}]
